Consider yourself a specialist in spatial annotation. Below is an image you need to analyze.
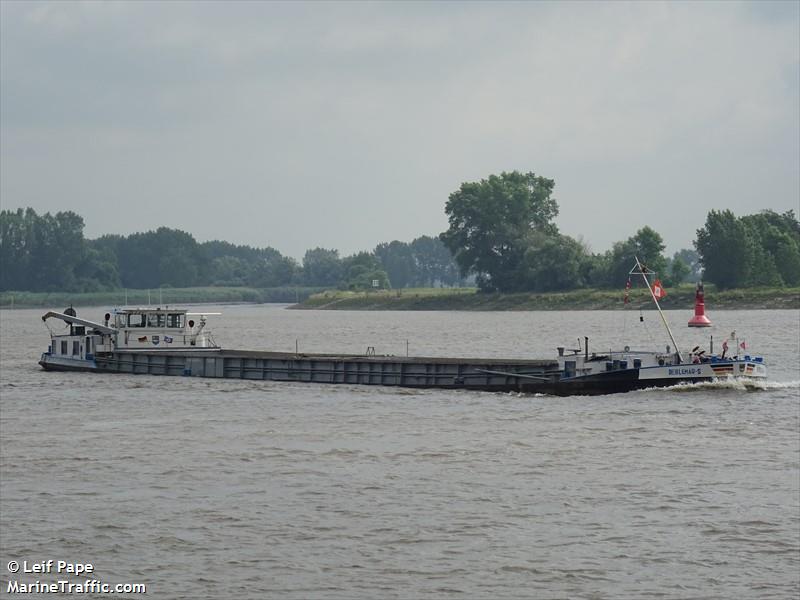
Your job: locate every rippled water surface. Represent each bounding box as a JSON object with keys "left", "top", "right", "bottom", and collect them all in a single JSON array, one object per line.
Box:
[{"left": 1, "top": 305, "right": 799, "bottom": 599}]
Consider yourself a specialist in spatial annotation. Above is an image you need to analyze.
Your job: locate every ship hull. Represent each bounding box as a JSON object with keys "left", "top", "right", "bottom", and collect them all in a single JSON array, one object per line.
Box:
[
  {"left": 39, "top": 353, "right": 99, "bottom": 372},
  {"left": 39, "top": 350, "right": 766, "bottom": 396}
]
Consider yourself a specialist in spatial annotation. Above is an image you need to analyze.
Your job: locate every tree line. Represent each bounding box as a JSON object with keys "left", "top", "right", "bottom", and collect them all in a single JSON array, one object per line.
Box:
[
  {"left": 0, "top": 207, "right": 463, "bottom": 293},
  {"left": 440, "top": 171, "right": 799, "bottom": 292},
  {"left": 2, "top": 171, "right": 797, "bottom": 294}
]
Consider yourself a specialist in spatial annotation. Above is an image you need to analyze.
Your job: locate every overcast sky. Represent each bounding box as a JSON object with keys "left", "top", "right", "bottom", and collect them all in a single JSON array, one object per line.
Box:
[{"left": 1, "top": 1, "right": 798, "bottom": 259}]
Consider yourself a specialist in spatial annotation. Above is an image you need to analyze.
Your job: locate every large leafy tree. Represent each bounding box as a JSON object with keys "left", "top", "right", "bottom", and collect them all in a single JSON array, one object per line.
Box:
[
  {"left": 695, "top": 209, "right": 800, "bottom": 288},
  {"left": 409, "top": 235, "right": 462, "bottom": 287},
  {"left": 302, "top": 248, "right": 343, "bottom": 286},
  {"left": 672, "top": 248, "right": 702, "bottom": 281},
  {"left": 665, "top": 257, "right": 690, "bottom": 287},
  {"left": 75, "top": 246, "right": 121, "bottom": 291},
  {"left": 208, "top": 256, "right": 253, "bottom": 286},
  {"left": 0, "top": 208, "right": 87, "bottom": 291},
  {"left": 606, "top": 226, "right": 668, "bottom": 287},
  {"left": 341, "top": 252, "right": 390, "bottom": 290},
  {"left": 374, "top": 241, "right": 415, "bottom": 288},
  {"left": 249, "top": 249, "right": 298, "bottom": 287},
  {"left": 0, "top": 208, "right": 30, "bottom": 290},
  {"left": 440, "top": 171, "right": 558, "bottom": 292},
  {"left": 741, "top": 211, "right": 800, "bottom": 286},
  {"left": 371, "top": 237, "right": 465, "bottom": 288},
  {"left": 116, "top": 227, "right": 203, "bottom": 289},
  {"left": 518, "top": 233, "right": 588, "bottom": 292},
  {"left": 695, "top": 210, "right": 751, "bottom": 289},
  {"left": 202, "top": 240, "right": 297, "bottom": 287}
]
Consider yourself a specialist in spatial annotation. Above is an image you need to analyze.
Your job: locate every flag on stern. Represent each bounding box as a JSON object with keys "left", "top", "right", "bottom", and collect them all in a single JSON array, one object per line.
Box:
[{"left": 652, "top": 278, "right": 667, "bottom": 300}]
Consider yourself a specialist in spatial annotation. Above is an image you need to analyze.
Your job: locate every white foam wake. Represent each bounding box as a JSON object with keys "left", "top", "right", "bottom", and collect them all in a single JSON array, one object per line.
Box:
[{"left": 651, "top": 378, "right": 800, "bottom": 393}]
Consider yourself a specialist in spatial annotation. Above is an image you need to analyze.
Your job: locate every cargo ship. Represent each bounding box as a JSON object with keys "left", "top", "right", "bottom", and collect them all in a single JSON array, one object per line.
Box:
[{"left": 38, "top": 259, "right": 767, "bottom": 395}]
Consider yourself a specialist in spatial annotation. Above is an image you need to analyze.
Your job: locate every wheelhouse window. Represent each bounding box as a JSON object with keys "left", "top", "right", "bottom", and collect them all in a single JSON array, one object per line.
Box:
[
  {"left": 72, "top": 341, "right": 80, "bottom": 356},
  {"left": 127, "top": 314, "right": 144, "bottom": 327},
  {"left": 61, "top": 341, "right": 67, "bottom": 355},
  {"left": 167, "top": 313, "right": 184, "bottom": 328},
  {"left": 147, "top": 313, "right": 165, "bottom": 328},
  {"left": 116, "top": 313, "right": 128, "bottom": 327}
]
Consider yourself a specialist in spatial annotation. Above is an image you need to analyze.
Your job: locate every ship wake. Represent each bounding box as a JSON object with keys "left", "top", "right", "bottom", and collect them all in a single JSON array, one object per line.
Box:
[{"left": 647, "top": 378, "right": 800, "bottom": 394}]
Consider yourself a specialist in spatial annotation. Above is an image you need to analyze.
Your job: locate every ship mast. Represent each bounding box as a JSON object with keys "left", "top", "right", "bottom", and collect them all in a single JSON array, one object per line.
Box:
[{"left": 631, "top": 256, "right": 683, "bottom": 363}]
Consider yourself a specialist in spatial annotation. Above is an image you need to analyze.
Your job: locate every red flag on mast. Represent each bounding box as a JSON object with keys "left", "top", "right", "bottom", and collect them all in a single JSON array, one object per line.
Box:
[
  {"left": 624, "top": 278, "right": 631, "bottom": 304},
  {"left": 652, "top": 278, "right": 667, "bottom": 300}
]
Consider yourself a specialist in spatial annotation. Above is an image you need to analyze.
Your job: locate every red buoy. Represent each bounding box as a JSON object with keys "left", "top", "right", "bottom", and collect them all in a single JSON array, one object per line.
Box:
[{"left": 688, "top": 281, "right": 712, "bottom": 327}]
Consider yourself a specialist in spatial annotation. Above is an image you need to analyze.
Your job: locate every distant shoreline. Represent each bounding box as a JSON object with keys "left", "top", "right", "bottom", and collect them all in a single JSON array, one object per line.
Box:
[
  {"left": 0, "top": 286, "right": 323, "bottom": 310},
  {"left": 2, "top": 285, "right": 798, "bottom": 311},
  {"left": 294, "top": 286, "right": 800, "bottom": 311}
]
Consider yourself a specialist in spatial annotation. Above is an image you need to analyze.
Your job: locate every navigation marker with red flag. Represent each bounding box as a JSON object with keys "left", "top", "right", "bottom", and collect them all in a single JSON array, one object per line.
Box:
[{"left": 624, "top": 278, "right": 631, "bottom": 304}]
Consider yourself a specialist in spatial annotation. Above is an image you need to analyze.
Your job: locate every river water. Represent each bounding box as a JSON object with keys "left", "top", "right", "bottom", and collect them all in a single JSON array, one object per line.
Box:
[{"left": 1, "top": 305, "right": 798, "bottom": 599}]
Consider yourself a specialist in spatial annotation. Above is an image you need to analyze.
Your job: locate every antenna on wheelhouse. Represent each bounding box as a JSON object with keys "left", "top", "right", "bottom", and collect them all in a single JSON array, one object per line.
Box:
[{"left": 630, "top": 256, "right": 683, "bottom": 363}]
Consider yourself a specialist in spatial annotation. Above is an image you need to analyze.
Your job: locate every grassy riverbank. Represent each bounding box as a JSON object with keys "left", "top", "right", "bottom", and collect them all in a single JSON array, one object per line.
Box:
[
  {"left": 0, "top": 286, "right": 325, "bottom": 309},
  {"left": 296, "top": 285, "right": 800, "bottom": 311},
  {"left": 2, "top": 285, "right": 797, "bottom": 311}
]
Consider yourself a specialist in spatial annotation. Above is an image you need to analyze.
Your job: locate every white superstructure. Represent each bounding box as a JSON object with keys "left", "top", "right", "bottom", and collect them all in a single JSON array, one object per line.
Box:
[
  {"left": 110, "top": 308, "right": 217, "bottom": 350},
  {"left": 40, "top": 307, "right": 219, "bottom": 370}
]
